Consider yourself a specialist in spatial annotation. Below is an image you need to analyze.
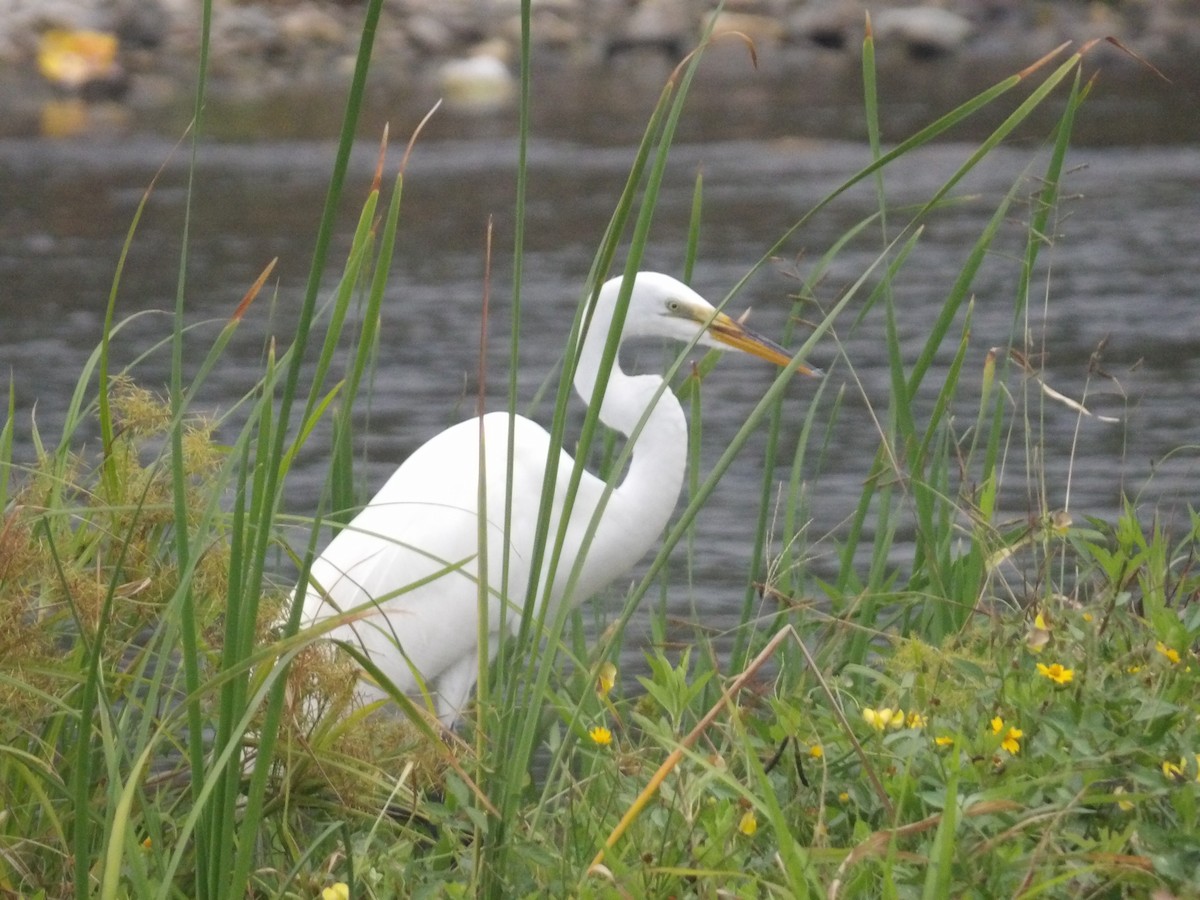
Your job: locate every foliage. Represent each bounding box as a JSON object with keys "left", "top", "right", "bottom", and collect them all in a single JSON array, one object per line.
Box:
[{"left": 2, "top": 4, "right": 1197, "bottom": 899}]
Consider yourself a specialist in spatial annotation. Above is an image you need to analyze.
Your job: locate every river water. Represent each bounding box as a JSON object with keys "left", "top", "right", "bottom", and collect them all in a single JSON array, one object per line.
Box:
[{"left": 1, "top": 63, "right": 1198, "bottom": 645}]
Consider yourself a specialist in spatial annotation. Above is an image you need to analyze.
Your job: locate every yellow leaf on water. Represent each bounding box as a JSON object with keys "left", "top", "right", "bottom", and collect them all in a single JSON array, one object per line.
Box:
[{"left": 38, "top": 29, "right": 119, "bottom": 89}]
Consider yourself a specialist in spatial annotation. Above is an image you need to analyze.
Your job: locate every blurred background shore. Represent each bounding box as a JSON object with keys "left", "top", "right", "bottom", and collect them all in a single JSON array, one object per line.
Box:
[{"left": 1, "top": 0, "right": 1197, "bottom": 141}]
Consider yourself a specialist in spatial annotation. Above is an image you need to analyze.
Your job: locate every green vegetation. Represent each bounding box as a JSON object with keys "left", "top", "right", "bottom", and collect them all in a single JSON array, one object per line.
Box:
[{"left": 2, "top": 3, "right": 1197, "bottom": 898}]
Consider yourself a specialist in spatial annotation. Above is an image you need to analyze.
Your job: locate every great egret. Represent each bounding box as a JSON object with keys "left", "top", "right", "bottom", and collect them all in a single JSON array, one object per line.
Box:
[{"left": 296, "top": 272, "right": 815, "bottom": 723}]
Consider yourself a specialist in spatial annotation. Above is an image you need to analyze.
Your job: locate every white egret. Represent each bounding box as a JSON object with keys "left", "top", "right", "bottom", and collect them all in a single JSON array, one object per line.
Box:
[{"left": 296, "top": 272, "right": 815, "bottom": 723}]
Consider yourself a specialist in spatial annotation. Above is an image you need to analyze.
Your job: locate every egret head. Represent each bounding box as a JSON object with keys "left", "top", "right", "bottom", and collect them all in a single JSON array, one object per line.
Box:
[{"left": 618, "top": 272, "right": 820, "bottom": 376}]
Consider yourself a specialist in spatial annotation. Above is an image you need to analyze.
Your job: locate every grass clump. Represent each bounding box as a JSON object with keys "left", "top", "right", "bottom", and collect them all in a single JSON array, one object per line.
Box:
[
  {"left": 0, "top": 376, "right": 222, "bottom": 678},
  {"left": 0, "top": 378, "right": 233, "bottom": 893}
]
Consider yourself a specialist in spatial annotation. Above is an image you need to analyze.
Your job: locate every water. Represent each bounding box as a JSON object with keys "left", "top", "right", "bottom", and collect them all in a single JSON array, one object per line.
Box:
[{"left": 1, "top": 86, "right": 1198, "bottom": 650}]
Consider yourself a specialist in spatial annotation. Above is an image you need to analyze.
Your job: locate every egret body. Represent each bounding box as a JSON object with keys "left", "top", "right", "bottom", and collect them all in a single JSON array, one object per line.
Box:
[{"left": 297, "top": 273, "right": 811, "bottom": 722}]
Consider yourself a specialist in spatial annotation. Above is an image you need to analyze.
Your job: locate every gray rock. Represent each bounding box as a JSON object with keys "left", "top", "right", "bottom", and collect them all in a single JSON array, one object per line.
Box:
[
  {"left": 114, "top": 0, "right": 171, "bottom": 51},
  {"left": 606, "top": 0, "right": 693, "bottom": 59},
  {"left": 438, "top": 44, "right": 515, "bottom": 112},
  {"left": 520, "top": 2, "right": 582, "bottom": 50},
  {"left": 279, "top": 5, "right": 347, "bottom": 49},
  {"left": 873, "top": 6, "right": 973, "bottom": 59},
  {"left": 786, "top": 1, "right": 865, "bottom": 52},
  {"left": 0, "top": 0, "right": 103, "bottom": 61},
  {"left": 207, "top": 5, "right": 283, "bottom": 66},
  {"left": 406, "top": 14, "right": 459, "bottom": 55}
]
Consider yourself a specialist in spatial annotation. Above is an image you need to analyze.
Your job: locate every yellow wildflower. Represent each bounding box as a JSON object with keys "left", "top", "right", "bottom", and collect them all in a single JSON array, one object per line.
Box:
[
  {"left": 863, "top": 707, "right": 903, "bottom": 731},
  {"left": 738, "top": 810, "right": 758, "bottom": 836},
  {"left": 906, "top": 711, "right": 928, "bottom": 729},
  {"left": 322, "top": 885, "right": 350, "bottom": 900},
  {"left": 991, "top": 717, "right": 1022, "bottom": 754},
  {"left": 934, "top": 735, "right": 954, "bottom": 747},
  {"left": 588, "top": 725, "right": 613, "bottom": 747},
  {"left": 1036, "top": 662, "right": 1075, "bottom": 685},
  {"left": 597, "top": 661, "right": 617, "bottom": 696},
  {"left": 1000, "top": 727, "right": 1023, "bottom": 755},
  {"left": 1163, "top": 757, "right": 1187, "bottom": 782},
  {"left": 1127, "top": 665, "right": 1143, "bottom": 675},
  {"left": 1155, "top": 641, "right": 1181, "bottom": 664},
  {"left": 838, "top": 791, "right": 850, "bottom": 803},
  {"left": 1082, "top": 612, "right": 1094, "bottom": 623},
  {"left": 808, "top": 744, "right": 824, "bottom": 759}
]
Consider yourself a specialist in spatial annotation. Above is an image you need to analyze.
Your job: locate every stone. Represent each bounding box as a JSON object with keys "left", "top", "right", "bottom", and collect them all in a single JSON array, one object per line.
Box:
[
  {"left": 706, "top": 11, "right": 786, "bottom": 47},
  {"left": 438, "top": 45, "right": 515, "bottom": 112},
  {"left": 786, "top": 2, "right": 865, "bottom": 52},
  {"left": 873, "top": 6, "right": 973, "bottom": 59},
  {"left": 279, "top": 5, "right": 347, "bottom": 48},
  {"left": 405, "top": 13, "right": 458, "bottom": 55},
  {"left": 606, "top": 0, "right": 693, "bottom": 59}
]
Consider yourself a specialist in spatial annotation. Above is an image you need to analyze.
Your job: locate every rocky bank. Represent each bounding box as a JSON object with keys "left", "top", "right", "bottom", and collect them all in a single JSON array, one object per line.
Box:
[{"left": 0, "top": 0, "right": 1196, "bottom": 137}]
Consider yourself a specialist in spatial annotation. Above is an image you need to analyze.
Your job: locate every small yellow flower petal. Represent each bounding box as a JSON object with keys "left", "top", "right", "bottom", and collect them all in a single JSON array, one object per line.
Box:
[
  {"left": 1155, "top": 641, "right": 1181, "bottom": 664},
  {"left": 1126, "top": 665, "right": 1143, "bottom": 674},
  {"left": 1082, "top": 611, "right": 1093, "bottom": 623},
  {"left": 1001, "top": 730, "right": 1022, "bottom": 754},
  {"left": 808, "top": 744, "right": 824, "bottom": 759},
  {"left": 838, "top": 791, "right": 850, "bottom": 803},
  {"left": 991, "top": 716, "right": 1004, "bottom": 734},
  {"left": 1036, "top": 662, "right": 1075, "bottom": 685},
  {"left": 738, "top": 810, "right": 758, "bottom": 836},
  {"left": 588, "top": 725, "right": 613, "bottom": 746},
  {"left": 322, "top": 884, "right": 350, "bottom": 900},
  {"left": 1034, "top": 612, "right": 1048, "bottom": 630},
  {"left": 864, "top": 707, "right": 907, "bottom": 731},
  {"left": 1163, "top": 758, "right": 1187, "bottom": 782},
  {"left": 995, "top": 724, "right": 1023, "bottom": 755},
  {"left": 906, "top": 711, "right": 928, "bottom": 729},
  {"left": 934, "top": 735, "right": 954, "bottom": 747}
]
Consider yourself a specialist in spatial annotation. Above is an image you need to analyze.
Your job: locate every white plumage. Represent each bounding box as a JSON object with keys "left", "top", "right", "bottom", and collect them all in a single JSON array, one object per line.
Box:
[{"left": 296, "top": 272, "right": 812, "bottom": 722}]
